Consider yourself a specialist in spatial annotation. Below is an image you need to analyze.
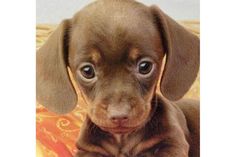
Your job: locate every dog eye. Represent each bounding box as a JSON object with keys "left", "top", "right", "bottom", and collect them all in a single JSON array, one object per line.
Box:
[
  {"left": 139, "top": 61, "right": 153, "bottom": 74},
  {"left": 80, "top": 64, "right": 96, "bottom": 80},
  {"left": 137, "top": 58, "right": 154, "bottom": 76}
]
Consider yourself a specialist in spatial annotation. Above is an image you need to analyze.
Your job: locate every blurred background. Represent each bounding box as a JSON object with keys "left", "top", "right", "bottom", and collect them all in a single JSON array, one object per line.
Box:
[{"left": 36, "top": 0, "right": 199, "bottom": 24}]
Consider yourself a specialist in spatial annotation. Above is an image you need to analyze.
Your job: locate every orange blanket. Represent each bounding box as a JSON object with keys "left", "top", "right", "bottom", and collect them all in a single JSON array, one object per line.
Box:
[{"left": 37, "top": 106, "right": 77, "bottom": 157}]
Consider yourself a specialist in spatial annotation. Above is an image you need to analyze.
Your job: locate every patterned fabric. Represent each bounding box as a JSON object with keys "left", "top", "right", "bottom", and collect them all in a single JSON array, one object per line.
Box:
[
  {"left": 36, "top": 105, "right": 82, "bottom": 157},
  {"left": 36, "top": 20, "right": 200, "bottom": 157}
]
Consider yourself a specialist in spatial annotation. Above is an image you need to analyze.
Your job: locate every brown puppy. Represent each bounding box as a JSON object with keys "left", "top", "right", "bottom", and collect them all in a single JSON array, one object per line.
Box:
[{"left": 36, "top": 0, "right": 200, "bottom": 157}]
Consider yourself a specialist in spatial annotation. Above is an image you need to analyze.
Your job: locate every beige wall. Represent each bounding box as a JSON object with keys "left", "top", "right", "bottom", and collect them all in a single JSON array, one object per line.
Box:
[{"left": 37, "top": 0, "right": 199, "bottom": 24}]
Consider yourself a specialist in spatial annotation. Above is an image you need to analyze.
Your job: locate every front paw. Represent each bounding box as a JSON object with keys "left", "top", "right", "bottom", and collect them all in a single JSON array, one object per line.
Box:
[
  {"left": 153, "top": 147, "right": 188, "bottom": 157},
  {"left": 136, "top": 153, "right": 153, "bottom": 157},
  {"left": 75, "top": 151, "right": 105, "bottom": 157}
]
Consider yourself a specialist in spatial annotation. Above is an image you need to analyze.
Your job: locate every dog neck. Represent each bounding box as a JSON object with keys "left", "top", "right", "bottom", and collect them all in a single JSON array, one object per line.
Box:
[
  {"left": 112, "top": 134, "right": 127, "bottom": 145},
  {"left": 77, "top": 96, "right": 160, "bottom": 156}
]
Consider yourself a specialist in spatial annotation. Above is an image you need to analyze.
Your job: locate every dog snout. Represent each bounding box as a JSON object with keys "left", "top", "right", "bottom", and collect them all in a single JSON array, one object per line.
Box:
[{"left": 107, "top": 103, "right": 131, "bottom": 125}]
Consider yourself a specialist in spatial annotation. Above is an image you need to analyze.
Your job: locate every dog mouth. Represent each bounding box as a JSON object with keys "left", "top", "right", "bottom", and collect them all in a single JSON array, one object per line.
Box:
[{"left": 100, "top": 126, "right": 138, "bottom": 134}]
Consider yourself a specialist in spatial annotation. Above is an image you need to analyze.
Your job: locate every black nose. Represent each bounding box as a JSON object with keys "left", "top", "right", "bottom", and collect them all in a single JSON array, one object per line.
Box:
[{"left": 110, "top": 115, "right": 129, "bottom": 124}]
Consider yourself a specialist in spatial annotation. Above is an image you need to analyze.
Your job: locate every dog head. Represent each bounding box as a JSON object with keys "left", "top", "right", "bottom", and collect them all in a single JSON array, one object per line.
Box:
[{"left": 37, "top": 0, "right": 199, "bottom": 134}]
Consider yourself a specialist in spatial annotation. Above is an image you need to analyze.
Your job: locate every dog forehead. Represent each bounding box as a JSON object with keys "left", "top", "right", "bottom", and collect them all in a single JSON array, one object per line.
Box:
[
  {"left": 84, "top": 0, "right": 153, "bottom": 34},
  {"left": 70, "top": 1, "right": 158, "bottom": 62}
]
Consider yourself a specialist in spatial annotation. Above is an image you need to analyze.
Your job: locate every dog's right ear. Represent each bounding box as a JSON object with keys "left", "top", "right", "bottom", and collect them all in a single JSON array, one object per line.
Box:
[
  {"left": 36, "top": 19, "right": 77, "bottom": 114},
  {"left": 150, "top": 6, "right": 200, "bottom": 101}
]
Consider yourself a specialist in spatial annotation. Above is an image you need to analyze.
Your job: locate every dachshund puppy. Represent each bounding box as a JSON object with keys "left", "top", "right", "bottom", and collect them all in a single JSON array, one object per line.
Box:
[{"left": 36, "top": 0, "right": 199, "bottom": 157}]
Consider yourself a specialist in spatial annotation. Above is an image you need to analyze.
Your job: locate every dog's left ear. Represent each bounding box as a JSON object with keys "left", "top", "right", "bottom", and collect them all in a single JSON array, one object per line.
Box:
[
  {"left": 150, "top": 6, "right": 200, "bottom": 101},
  {"left": 36, "top": 19, "right": 77, "bottom": 114}
]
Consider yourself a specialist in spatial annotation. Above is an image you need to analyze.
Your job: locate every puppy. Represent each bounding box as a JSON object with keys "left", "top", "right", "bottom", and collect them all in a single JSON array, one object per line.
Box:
[{"left": 36, "top": 0, "right": 200, "bottom": 157}]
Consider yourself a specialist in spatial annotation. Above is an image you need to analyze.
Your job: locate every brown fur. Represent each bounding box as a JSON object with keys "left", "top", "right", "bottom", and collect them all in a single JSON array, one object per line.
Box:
[{"left": 36, "top": 0, "right": 200, "bottom": 156}]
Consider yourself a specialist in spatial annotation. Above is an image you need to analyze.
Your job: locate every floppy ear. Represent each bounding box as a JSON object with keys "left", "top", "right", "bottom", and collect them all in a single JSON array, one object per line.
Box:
[
  {"left": 36, "top": 19, "right": 77, "bottom": 114},
  {"left": 150, "top": 6, "right": 200, "bottom": 101}
]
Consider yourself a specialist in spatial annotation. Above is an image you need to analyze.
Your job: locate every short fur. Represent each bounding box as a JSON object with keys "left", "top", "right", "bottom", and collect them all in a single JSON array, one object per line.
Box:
[{"left": 36, "top": 0, "right": 200, "bottom": 157}]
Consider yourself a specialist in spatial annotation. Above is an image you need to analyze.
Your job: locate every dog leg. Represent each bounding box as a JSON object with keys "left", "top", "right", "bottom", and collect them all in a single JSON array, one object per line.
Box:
[
  {"left": 152, "top": 145, "right": 189, "bottom": 157},
  {"left": 75, "top": 151, "right": 105, "bottom": 157}
]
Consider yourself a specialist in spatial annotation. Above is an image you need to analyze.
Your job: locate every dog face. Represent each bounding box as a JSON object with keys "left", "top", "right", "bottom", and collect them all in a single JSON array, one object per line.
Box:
[
  {"left": 68, "top": 1, "right": 164, "bottom": 133},
  {"left": 70, "top": 47, "right": 163, "bottom": 134},
  {"left": 37, "top": 0, "right": 199, "bottom": 134}
]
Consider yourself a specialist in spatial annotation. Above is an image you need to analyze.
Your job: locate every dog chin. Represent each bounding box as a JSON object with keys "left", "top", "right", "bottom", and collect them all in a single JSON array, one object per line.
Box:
[{"left": 99, "top": 126, "right": 138, "bottom": 135}]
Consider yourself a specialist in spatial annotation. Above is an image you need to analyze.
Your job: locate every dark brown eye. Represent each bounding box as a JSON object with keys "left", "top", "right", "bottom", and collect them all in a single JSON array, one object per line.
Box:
[
  {"left": 138, "top": 61, "right": 153, "bottom": 75},
  {"left": 80, "top": 64, "right": 95, "bottom": 79}
]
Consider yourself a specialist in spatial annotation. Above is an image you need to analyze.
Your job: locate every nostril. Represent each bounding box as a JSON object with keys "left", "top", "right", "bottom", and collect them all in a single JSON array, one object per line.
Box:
[{"left": 111, "top": 116, "right": 128, "bottom": 121}]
